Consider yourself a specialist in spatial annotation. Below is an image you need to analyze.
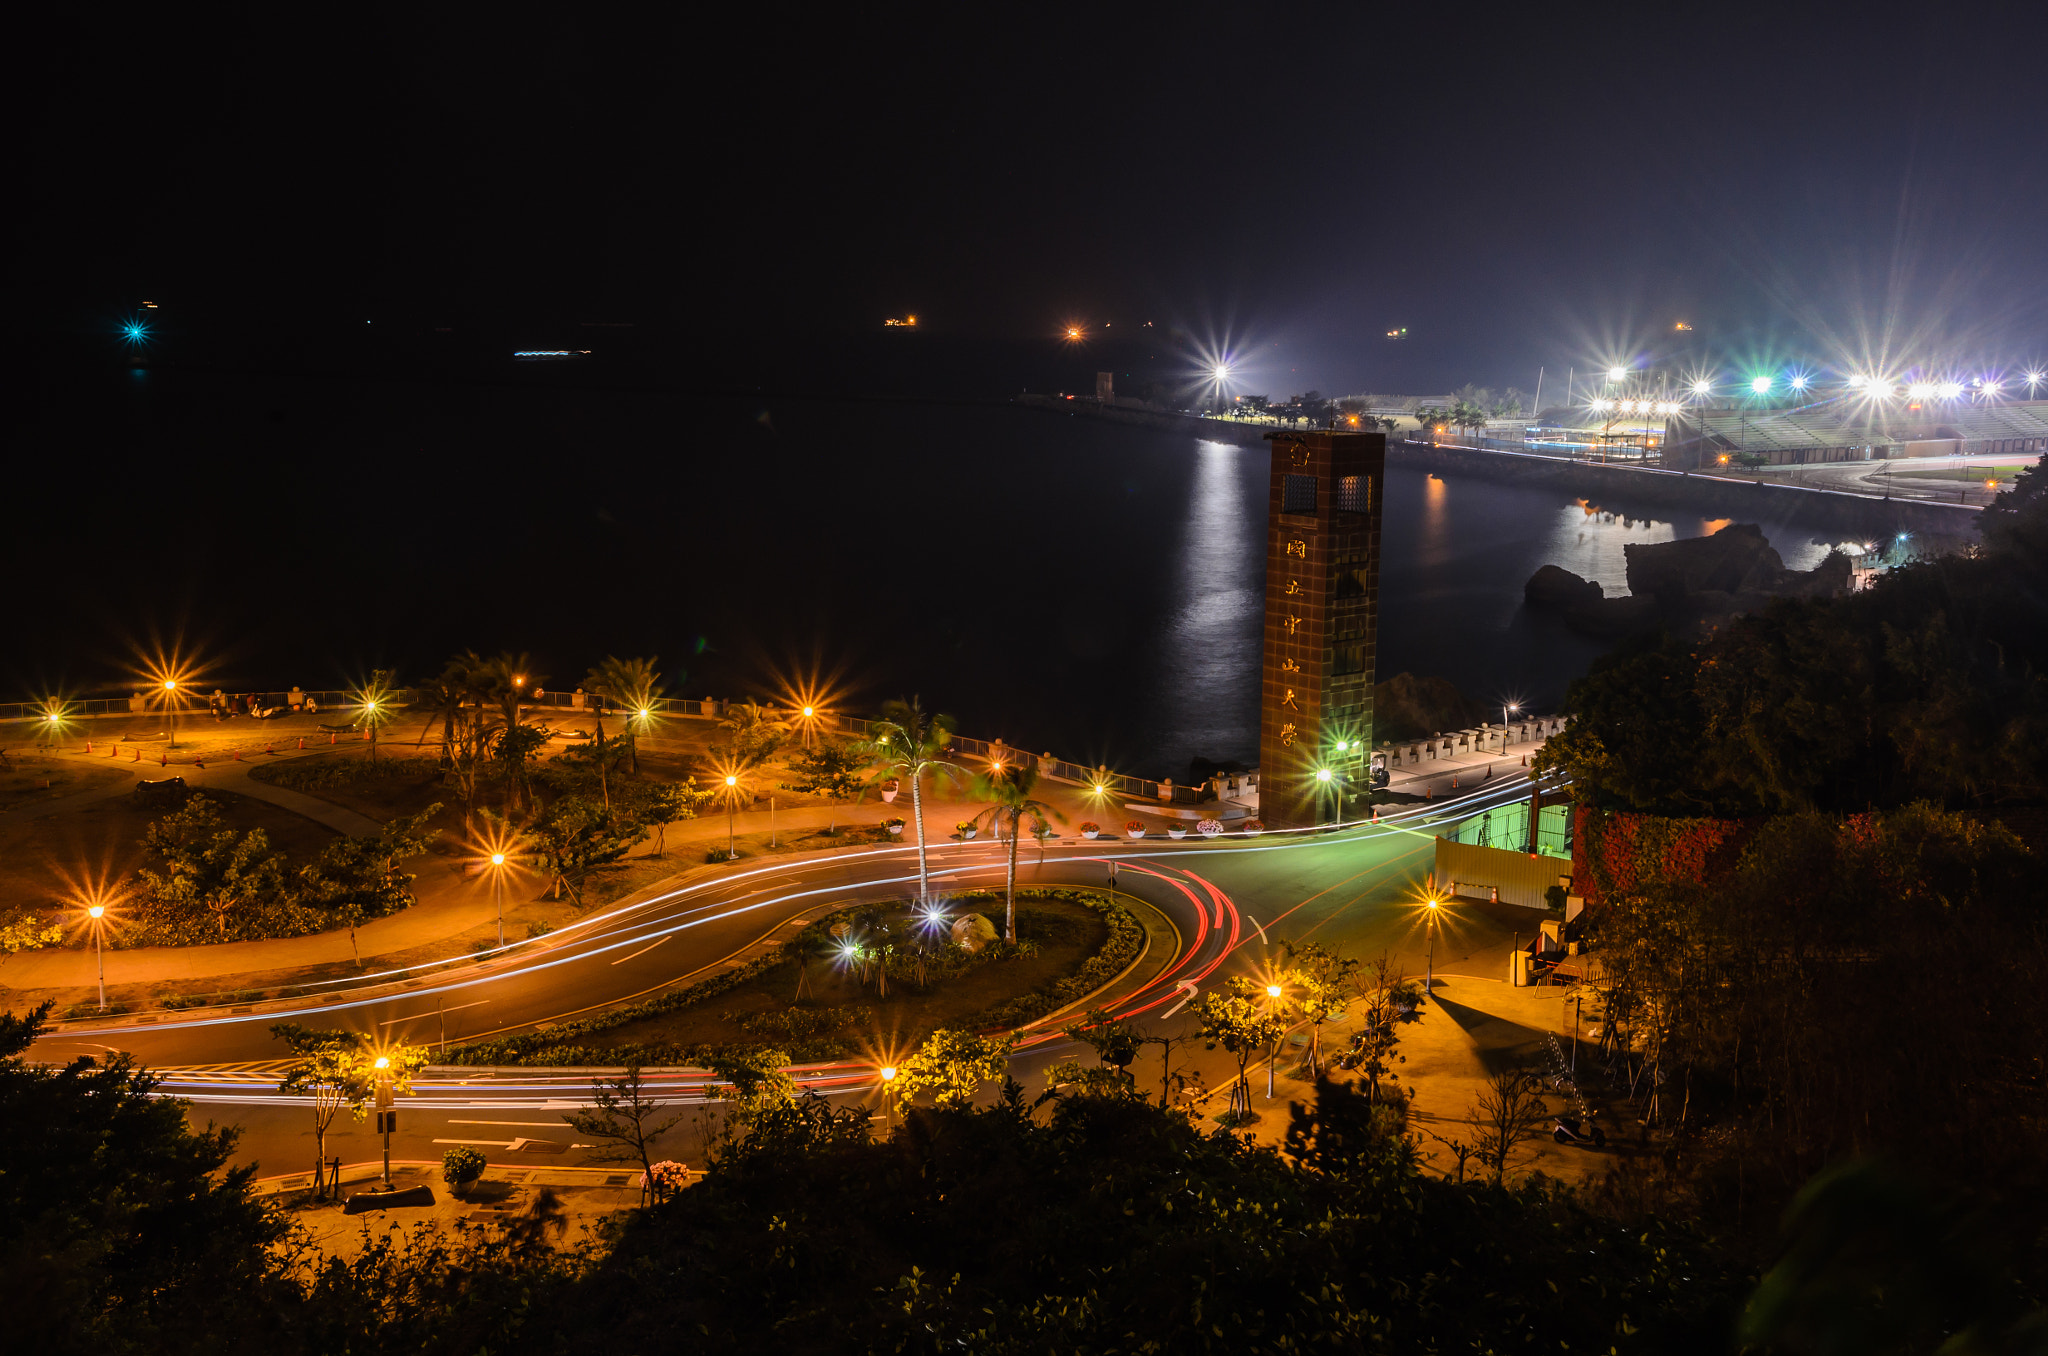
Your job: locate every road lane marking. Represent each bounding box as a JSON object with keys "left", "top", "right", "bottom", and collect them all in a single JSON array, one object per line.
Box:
[
  {"left": 379, "top": 999, "right": 490, "bottom": 1026},
  {"left": 446, "top": 1120, "right": 567, "bottom": 1127},
  {"left": 610, "top": 935, "right": 671, "bottom": 965}
]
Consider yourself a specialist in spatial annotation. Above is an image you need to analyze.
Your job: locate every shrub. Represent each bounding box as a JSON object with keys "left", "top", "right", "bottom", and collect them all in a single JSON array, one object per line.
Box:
[
  {"left": 442, "top": 1145, "right": 487, "bottom": 1193},
  {"left": 526, "top": 920, "right": 555, "bottom": 940}
]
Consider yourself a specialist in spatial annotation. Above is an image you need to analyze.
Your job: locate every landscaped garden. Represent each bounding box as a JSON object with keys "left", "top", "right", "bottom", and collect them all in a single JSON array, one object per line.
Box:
[{"left": 443, "top": 888, "right": 1143, "bottom": 1066}]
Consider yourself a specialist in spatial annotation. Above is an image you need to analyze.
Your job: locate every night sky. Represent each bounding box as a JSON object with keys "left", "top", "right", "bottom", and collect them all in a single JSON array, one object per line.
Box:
[{"left": 27, "top": 5, "right": 2045, "bottom": 388}]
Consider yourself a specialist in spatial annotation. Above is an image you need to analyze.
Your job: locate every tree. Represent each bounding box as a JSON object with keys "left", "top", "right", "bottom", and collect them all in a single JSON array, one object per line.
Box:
[
  {"left": 530, "top": 794, "right": 647, "bottom": 904},
  {"left": 1, "top": 1004, "right": 294, "bottom": 1355},
  {"left": 1280, "top": 940, "right": 1358, "bottom": 1077},
  {"left": 1469, "top": 1066, "right": 1549, "bottom": 1186},
  {"left": 478, "top": 651, "right": 542, "bottom": 811},
  {"left": 271, "top": 1026, "right": 427, "bottom": 1199},
  {"left": 718, "top": 700, "right": 789, "bottom": 769},
  {"left": 890, "top": 1028, "right": 1015, "bottom": 1109},
  {"left": 1048, "top": 1007, "right": 1144, "bottom": 1098},
  {"left": 584, "top": 654, "right": 666, "bottom": 775},
  {"left": 855, "top": 696, "right": 965, "bottom": 904},
  {"left": 294, "top": 805, "right": 440, "bottom": 965},
  {"left": 704, "top": 1046, "right": 799, "bottom": 1124},
  {"left": 1, "top": 909, "right": 63, "bottom": 954},
  {"left": 780, "top": 736, "right": 869, "bottom": 831},
  {"left": 968, "top": 762, "right": 1065, "bottom": 942},
  {"left": 564, "top": 1066, "right": 685, "bottom": 1205},
  {"left": 135, "top": 794, "right": 290, "bottom": 940},
  {"left": 635, "top": 778, "right": 708, "bottom": 854},
  {"left": 1349, "top": 953, "right": 1421, "bottom": 1104},
  {"left": 1192, "top": 977, "right": 1285, "bottom": 1123}
]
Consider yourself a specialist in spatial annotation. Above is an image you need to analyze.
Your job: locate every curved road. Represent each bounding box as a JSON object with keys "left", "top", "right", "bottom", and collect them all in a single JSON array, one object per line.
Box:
[{"left": 33, "top": 775, "right": 1546, "bottom": 1181}]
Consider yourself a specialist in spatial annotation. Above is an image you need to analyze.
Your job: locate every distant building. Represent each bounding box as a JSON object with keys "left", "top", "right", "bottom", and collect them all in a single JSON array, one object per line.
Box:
[
  {"left": 1257, "top": 430, "right": 1386, "bottom": 829},
  {"left": 1665, "top": 399, "right": 2048, "bottom": 469},
  {"left": 1096, "top": 372, "right": 1114, "bottom": 402}
]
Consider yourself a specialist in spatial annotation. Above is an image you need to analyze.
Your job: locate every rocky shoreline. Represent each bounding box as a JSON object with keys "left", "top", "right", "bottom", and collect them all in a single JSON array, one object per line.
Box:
[{"left": 1524, "top": 523, "right": 1851, "bottom": 638}]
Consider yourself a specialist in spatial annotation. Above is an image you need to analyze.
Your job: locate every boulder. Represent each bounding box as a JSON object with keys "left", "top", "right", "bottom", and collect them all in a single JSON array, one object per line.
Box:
[
  {"left": 1524, "top": 564, "right": 1605, "bottom": 610},
  {"left": 1372, "top": 672, "right": 1489, "bottom": 742},
  {"left": 1623, "top": 523, "right": 1781, "bottom": 599},
  {"left": 951, "top": 912, "right": 998, "bottom": 953}
]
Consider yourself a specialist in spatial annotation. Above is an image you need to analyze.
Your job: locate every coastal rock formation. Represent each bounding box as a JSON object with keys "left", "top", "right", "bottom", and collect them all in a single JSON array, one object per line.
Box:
[{"left": 1525, "top": 523, "right": 1851, "bottom": 638}]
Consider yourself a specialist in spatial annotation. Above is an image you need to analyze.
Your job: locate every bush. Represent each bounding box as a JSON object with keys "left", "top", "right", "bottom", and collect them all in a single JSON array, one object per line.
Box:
[
  {"left": 442, "top": 1145, "right": 487, "bottom": 1193},
  {"left": 252, "top": 755, "right": 441, "bottom": 793},
  {"left": 527, "top": 920, "right": 555, "bottom": 940}
]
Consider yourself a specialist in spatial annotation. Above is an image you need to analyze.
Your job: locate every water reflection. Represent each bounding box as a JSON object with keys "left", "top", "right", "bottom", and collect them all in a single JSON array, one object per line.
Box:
[{"left": 1150, "top": 441, "right": 1261, "bottom": 769}]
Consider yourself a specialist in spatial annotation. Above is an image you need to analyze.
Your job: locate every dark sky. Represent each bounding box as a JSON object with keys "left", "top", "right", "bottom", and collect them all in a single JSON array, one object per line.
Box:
[{"left": 26, "top": 3, "right": 2048, "bottom": 392}]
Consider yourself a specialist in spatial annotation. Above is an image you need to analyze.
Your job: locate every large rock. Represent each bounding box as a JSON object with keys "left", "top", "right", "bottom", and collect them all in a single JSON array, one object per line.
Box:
[
  {"left": 1624, "top": 523, "right": 1782, "bottom": 599},
  {"left": 1524, "top": 564, "right": 1605, "bottom": 610}
]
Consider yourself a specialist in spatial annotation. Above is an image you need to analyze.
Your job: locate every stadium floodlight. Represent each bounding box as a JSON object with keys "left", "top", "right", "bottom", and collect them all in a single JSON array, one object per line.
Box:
[
  {"left": 1907, "top": 382, "right": 1935, "bottom": 399},
  {"left": 1750, "top": 376, "right": 1773, "bottom": 394},
  {"left": 2027, "top": 371, "right": 2044, "bottom": 392},
  {"left": 1789, "top": 375, "right": 1809, "bottom": 391},
  {"left": 1847, "top": 374, "right": 1869, "bottom": 388},
  {"left": 1936, "top": 381, "right": 1963, "bottom": 399},
  {"left": 1980, "top": 380, "right": 2001, "bottom": 396},
  {"left": 1691, "top": 379, "right": 1713, "bottom": 395},
  {"left": 1606, "top": 366, "right": 1627, "bottom": 381}
]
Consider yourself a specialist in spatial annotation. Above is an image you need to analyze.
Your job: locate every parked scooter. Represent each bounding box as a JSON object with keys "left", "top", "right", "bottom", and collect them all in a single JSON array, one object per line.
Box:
[{"left": 1552, "top": 1114, "right": 1606, "bottom": 1148}]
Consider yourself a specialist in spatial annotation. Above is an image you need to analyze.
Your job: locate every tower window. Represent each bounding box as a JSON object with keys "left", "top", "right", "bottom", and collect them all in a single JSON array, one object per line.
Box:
[
  {"left": 1282, "top": 474, "right": 1317, "bottom": 514},
  {"left": 1337, "top": 475, "right": 1370, "bottom": 513}
]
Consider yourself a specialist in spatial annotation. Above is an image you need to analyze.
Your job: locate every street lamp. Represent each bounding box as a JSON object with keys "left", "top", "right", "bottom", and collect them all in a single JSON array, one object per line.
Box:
[
  {"left": 372, "top": 1056, "right": 394, "bottom": 1189},
  {"left": 490, "top": 852, "right": 507, "bottom": 947},
  {"left": 162, "top": 679, "right": 179, "bottom": 750},
  {"left": 725, "top": 774, "right": 740, "bottom": 859},
  {"left": 87, "top": 904, "right": 107, "bottom": 1011},
  {"left": 1265, "top": 982, "right": 1285, "bottom": 1098},
  {"left": 1423, "top": 893, "right": 1442, "bottom": 993}
]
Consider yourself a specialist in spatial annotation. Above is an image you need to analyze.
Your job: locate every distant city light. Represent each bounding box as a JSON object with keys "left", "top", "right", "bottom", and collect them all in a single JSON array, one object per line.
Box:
[
  {"left": 1213, "top": 365, "right": 1230, "bottom": 382},
  {"left": 1064, "top": 326, "right": 1083, "bottom": 341},
  {"left": 1750, "top": 376, "right": 1773, "bottom": 394}
]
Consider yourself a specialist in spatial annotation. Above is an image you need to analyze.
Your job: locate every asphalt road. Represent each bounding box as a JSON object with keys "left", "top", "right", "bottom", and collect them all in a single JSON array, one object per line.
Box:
[{"left": 33, "top": 774, "right": 1546, "bottom": 1181}]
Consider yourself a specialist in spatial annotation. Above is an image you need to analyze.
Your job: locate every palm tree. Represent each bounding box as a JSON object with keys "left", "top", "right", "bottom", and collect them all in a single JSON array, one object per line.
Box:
[
  {"left": 585, "top": 655, "right": 664, "bottom": 775},
  {"left": 854, "top": 696, "right": 963, "bottom": 905},
  {"left": 968, "top": 761, "right": 1065, "bottom": 943}
]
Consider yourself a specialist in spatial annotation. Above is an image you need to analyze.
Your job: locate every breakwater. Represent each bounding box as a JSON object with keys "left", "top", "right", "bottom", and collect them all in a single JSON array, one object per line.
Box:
[{"left": 1390, "top": 440, "right": 1979, "bottom": 542}]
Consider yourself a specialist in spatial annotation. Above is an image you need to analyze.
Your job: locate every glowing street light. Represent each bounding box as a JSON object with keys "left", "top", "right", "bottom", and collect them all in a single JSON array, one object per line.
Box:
[
  {"left": 162, "top": 679, "right": 180, "bottom": 750},
  {"left": 1265, "top": 982, "right": 1286, "bottom": 1097},
  {"left": 372, "top": 1054, "right": 395, "bottom": 1188},
  {"left": 490, "top": 852, "right": 507, "bottom": 946},
  {"left": 725, "top": 773, "right": 741, "bottom": 859},
  {"left": 1420, "top": 890, "right": 1444, "bottom": 993},
  {"left": 86, "top": 904, "right": 108, "bottom": 1011}
]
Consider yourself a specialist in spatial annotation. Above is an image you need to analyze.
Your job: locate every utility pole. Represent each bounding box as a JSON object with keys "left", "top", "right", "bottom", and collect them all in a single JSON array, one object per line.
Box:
[{"left": 373, "top": 1059, "right": 395, "bottom": 1190}]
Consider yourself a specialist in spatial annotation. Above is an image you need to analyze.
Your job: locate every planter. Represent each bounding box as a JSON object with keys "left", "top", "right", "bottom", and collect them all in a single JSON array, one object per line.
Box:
[
  {"left": 1241, "top": 821, "right": 1265, "bottom": 838},
  {"left": 881, "top": 788, "right": 899, "bottom": 803},
  {"left": 1167, "top": 827, "right": 1187, "bottom": 839},
  {"left": 1126, "top": 829, "right": 1146, "bottom": 840},
  {"left": 1197, "top": 819, "right": 1224, "bottom": 838},
  {"left": 887, "top": 825, "right": 903, "bottom": 836},
  {"left": 960, "top": 829, "right": 978, "bottom": 840}
]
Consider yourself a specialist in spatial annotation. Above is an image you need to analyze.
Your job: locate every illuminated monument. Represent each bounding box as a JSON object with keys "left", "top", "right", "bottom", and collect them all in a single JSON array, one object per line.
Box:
[{"left": 1257, "top": 429, "right": 1385, "bottom": 829}]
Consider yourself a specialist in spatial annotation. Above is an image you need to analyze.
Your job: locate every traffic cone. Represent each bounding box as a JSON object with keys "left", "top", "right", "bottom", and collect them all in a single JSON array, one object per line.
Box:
[
  {"left": 363, "top": 730, "right": 371, "bottom": 742},
  {"left": 1425, "top": 788, "right": 1432, "bottom": 800},
  {"left": 86, "top": 742, "right": 92, "bottom": 754},
  {"left": 234, "top": 749, "right": 243, "bottom": 761},
  {"left": 132, "top": 748, "right": 140, "bottom": 762},
  {"left": 298, "top": 738, "right": 304, "bottom": 750},
  {"left": 160, "top": 753, "right": 167, "bottom": 767},
  {"left": 330, "top": 733, "right": 335, "bottom": 745},
  {"left": 1451, "top": 776, "right": 1458, "bottom": 789}
]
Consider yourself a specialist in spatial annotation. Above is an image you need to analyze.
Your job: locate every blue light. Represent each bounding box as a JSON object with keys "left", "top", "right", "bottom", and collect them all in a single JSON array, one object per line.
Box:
[{"left": 121, "top": 319, "right": 152, "bottom": 346}]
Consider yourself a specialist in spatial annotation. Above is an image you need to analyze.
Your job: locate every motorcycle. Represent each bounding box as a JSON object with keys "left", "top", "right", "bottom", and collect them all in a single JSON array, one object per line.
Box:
[{"left": 1552, "top": 1115, "right": 1606, "bottom": 1148}]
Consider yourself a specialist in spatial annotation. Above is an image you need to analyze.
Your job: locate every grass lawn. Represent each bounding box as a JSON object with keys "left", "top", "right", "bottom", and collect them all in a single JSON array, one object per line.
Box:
[
  {"left": 569, "top": 897, "right": 1110, "bottom": 1055},
  {"left": 0, "top": 752, "right": 132, "bottom": 811}
]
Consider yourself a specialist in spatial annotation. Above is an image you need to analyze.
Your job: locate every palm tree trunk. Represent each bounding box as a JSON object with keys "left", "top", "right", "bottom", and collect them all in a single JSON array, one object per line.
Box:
[
  {"left": 593, "top": 713, "right": 610, "bottom": 811},
  {"left": 1004, "top": 811, "right": 1020, "bottom": 943},
  {"left": 910, "top": 765, "right": 931, "bottom": 903}
]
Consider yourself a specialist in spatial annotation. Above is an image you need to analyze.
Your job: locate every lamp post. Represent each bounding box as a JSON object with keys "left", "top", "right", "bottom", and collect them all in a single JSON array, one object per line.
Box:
[
  {"left": 724, "top": 774, "right": 739, "bottom": 859},
  {"left": 87, "top": 904, "right": 107, "bottom": 1011},
  {"left": 1265, "top": 983, "right": 1284, "bottom": 1098},
  {"left": 163, "top": 679, "right": 179, "bottom": 750},
  {"left": 1424, "top": 895, "right": 1440, "bottom": 993},
  {"left": 1315, "top": 766, "right": 1334, "bottom": 826},
  {"left": 490, "top": 852, "right": 506, "bottom": 947},
  {"left": 879, "top": 1064, "right": 897, "bottom": 1125},
  {"left": 1502, "top": 701, "right": 1520, "bottom": 748},
  {"left": 373, "top": 1056, "right": 394, "bottom": 1189}
]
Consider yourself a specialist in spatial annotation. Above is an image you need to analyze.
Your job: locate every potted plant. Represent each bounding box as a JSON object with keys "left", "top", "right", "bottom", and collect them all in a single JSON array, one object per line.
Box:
[
  {"left": 1242, "top": 819, "right": 1265, "bottom": 837},
  {"left": 884, "top": 817, "right": 905, "bottom": 836},
  {"left": 881, "top": 779, "right": 900, "bottom": 804},
  {"left": 1079, "top": 821, "right": 1100, "bottom": 839},
  {"left": 442, "top": 1145, "right": 487, "bottom": 1198},
  {"left": 957, "top": 820, "right": 978, "bottom": 840},
  {"left": 1125, "top": 820, "right": 1146, "bottom": 840},
  {"left": 1197, "top": 818, "right": 1224, "bottom": 837},
  {"left": 1167, "top": 825, "right": 1188, "bottom": 839}
]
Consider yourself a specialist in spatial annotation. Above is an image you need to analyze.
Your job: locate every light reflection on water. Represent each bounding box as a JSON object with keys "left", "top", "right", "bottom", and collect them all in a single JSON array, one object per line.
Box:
[{"left": 1151, "top": 441, "right": 1261, "bottom": 763}]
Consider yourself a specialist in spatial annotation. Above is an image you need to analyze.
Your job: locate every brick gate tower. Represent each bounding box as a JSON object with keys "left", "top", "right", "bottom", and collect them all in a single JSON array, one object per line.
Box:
[{"left": 1256, "top": 429, "right": 1385, "bottom": 829}]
